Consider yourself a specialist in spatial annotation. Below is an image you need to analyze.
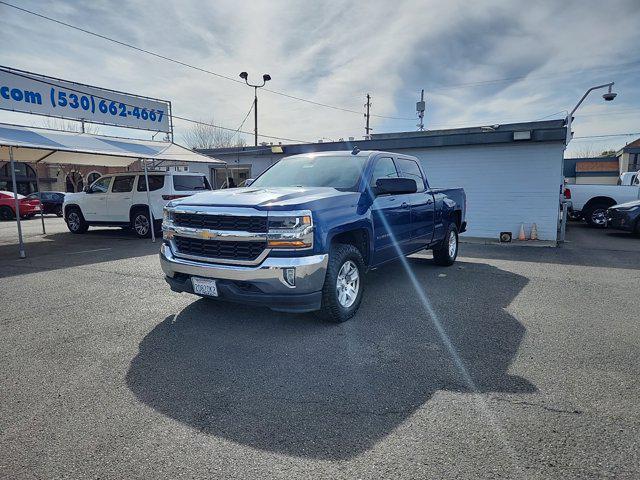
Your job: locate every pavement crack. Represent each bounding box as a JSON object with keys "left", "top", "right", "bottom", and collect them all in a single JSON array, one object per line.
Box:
[{"left": 491, "top": 396, "right": 583, "bottom": 415}]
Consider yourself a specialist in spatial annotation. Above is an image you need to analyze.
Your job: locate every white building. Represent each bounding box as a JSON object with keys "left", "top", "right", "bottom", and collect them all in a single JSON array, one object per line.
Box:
[{"left": 197, "top": 120, "right": 567, "bottom": 242}]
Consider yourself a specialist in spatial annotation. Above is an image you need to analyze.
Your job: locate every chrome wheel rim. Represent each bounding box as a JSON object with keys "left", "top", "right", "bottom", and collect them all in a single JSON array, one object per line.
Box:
[
  {"left": 134, "top": 214, "right": 150, "bottom": 236},
  {"left": 336, "top": 260, "right": 360, "bottom": 308},
  {"left": 68, "top": 212, "right": 80, "bottom": 231},
  {"left": 448, "top": 230, "right": 457, "bottom": 258},
  {"left": 592, "top": 209, "right": 607, "bottom": 226}
]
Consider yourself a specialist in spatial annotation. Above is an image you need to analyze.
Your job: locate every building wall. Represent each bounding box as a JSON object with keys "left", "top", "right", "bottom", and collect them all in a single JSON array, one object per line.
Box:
[
  {"left": 390, "top": 143, "right": 564, "bottom": 241},
  {"left": 575, "top": 176, "right": 618, "bottom": 185},
  {"left": 208, "top": 142, "right": 564, "bottom": 242}
]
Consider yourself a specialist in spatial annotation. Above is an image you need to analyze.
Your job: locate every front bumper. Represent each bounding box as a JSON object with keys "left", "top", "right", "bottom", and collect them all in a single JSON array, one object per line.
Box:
[
  {"left": 160, "top": 243, "right": 328, "bottom": 312},
  {"left": 606, "top": 208, "right": 636, "bottom": 232}
]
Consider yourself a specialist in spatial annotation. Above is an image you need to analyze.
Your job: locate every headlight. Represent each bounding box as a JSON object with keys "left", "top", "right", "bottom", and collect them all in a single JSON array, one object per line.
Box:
[
  {"left": 163, "top": 208, "right": 174, "bottom": 224},
  {"left": 267, "top": 211, "right": 313, "bottom": 249}
]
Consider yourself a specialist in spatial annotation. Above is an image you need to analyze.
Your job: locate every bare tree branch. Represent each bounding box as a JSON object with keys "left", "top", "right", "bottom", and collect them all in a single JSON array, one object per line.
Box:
[{"left": 181, "top": 119, "right": 247, "bottom": 149}]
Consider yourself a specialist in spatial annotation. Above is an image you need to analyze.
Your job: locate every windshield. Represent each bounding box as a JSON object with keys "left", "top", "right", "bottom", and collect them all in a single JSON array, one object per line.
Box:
[{"left": 250, "top": 155, "right": 367, "bottom": 191}]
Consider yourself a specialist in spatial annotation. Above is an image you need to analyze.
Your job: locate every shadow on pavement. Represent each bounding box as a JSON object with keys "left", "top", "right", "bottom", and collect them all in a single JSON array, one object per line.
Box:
[
  {"left": 0, "top": 228, "right": 160, "bottom": 279},
  {"left": 126, "top": 258, "right": 536, "bottom": 460}
]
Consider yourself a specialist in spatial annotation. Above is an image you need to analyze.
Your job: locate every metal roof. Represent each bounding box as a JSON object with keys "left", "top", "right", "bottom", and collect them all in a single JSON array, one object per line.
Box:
[
  {"left": 0, "top": 122, "right": 225, "bottom": 167},
  {"left": 197, "top": 120, "right": 567, "bottom": 158}
]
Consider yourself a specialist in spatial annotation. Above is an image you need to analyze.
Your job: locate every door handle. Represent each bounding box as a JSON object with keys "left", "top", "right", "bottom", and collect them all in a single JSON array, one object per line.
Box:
[{"left": 401, "top": 202, "right": 409, "bottom": 209}]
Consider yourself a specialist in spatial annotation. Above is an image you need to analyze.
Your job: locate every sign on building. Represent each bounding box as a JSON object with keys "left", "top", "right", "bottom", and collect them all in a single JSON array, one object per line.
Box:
[{"left": 0, "top": 66, "right": 171, "bottom": 133}]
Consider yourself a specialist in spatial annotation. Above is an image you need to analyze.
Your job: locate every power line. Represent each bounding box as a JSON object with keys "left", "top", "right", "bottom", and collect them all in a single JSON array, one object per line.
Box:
[
  {"left": 229, "top": 102, "right": 254, "bottom": 141},
  {"left": 172, "top": 115, "right": 309, "bottom": 143},
  {"left": 573, "top": 132, "right": 640, "bottom": 139},
  {"left": 0, "top": 1, "right": 415, "bottom": 121}
]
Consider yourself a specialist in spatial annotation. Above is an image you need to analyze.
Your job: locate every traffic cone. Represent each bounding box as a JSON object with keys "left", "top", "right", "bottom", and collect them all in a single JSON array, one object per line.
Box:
[
  {"left": 530, "top": 223, "right": 538, "bottom": 240},
  {"left": 518, "top": 223, "right": 526, "bottom": 241}
]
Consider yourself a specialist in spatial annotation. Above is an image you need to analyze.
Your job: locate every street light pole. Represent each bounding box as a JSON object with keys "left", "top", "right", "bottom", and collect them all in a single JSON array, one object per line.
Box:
[
  {"left": 254, "top": 86, "right": 258, "bottom": 147},
  {"left": 566, "top": 82, "right": 616, "bottom": 145},
  {"left": 239, "top": 72, "right": 271, "bottom": 147}
]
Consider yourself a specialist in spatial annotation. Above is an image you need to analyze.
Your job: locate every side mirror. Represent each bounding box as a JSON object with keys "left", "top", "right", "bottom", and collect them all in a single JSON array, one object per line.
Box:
[
  {"left": 375, "top": 178, "right": 417, "bottom": 195},
  {"left": 244, "top": 178, "right": 255, "bottom": 187},
  {"left": 83, "top": 186, "right": 92, "bottom": 193}
]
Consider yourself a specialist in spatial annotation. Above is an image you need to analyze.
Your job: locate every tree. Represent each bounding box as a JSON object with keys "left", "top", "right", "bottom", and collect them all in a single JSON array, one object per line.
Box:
[
  {"left": 181, "top": 119, "right": 247, "bottom": 149},
  {"left": 41, "top": 118, "right": 101, "bottom": 135},
  {"left": 600, "top": 149, "right": 617, "bottom": 157}
]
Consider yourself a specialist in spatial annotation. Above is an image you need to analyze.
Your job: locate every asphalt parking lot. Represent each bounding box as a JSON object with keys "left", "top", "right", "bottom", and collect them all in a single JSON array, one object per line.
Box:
[{"left": 1, "top": 217, "right": 639, "bottom": 479}]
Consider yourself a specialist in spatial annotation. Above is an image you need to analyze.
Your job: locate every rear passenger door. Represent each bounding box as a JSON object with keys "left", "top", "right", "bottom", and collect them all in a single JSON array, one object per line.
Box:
[
  {"left": 369, "top": 156, "right": 413, "bottom": 265},
  {"left": 107, "top": 175, "right": 136, "bottom": 222},
  {"left": 395, "top": 157, "right": 435, "bottom": 250}
]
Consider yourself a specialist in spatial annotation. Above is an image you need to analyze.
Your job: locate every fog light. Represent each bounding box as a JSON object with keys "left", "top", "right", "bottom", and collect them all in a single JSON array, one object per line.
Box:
[{"left": 284, "top": 268, "right": 296, "bottom": 287}]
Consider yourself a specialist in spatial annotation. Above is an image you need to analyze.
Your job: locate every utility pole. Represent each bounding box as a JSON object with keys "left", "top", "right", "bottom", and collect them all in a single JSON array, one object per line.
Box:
[
  {"left": 364, "top": 93, "right": 371, "bottom": 138},
  {"left": 417, "top": 89, "right": 425, "bottom": 131}
]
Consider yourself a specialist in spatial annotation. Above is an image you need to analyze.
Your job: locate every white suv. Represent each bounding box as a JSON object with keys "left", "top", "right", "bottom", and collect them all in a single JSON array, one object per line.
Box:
[{"left": 63, "top": 171, "right": 212, "bottom": 237}]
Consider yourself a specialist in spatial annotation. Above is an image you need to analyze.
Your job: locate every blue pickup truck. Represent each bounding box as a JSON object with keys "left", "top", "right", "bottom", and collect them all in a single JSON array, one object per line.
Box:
[{"left": 160, "top": 150, "right": 466, "bottom": 322}]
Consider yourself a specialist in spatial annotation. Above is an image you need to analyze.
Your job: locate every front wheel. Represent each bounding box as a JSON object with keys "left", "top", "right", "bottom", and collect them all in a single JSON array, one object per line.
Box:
[
  {"left": 66, "top": 207, "right": 89, "bottom": 233},
  {"left": 317, "top": 244, "right": 365, "bottom": 323},
  {"left": 433, "top": 223, "right": 459, "bottom": 266}
]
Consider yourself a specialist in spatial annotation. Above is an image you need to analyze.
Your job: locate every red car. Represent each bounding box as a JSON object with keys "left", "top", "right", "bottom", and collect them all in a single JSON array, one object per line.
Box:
[{"left": 0, "top": 190, "right": 42, "bottom": 221}]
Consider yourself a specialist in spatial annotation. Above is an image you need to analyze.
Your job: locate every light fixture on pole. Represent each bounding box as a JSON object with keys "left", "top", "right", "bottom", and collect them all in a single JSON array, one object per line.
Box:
[
  {"left": 239, "top": 71, "right": 271, "bottom": 147},
  {"left": 566, "top": 82, "right": 616, "bottom": 144}
]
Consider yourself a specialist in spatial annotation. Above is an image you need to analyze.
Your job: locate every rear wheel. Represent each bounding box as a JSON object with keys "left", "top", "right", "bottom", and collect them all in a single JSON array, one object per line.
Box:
[
  {"left": 66, "top": 207, "right": 88, "bottom": 233},
  {"left": 317, "top": 243, "right": 365, "bottom": 323},
  {"left": 131, "top": 208, "right": 151, "bottom": 238},
  {"left": 55, "top": 206, "right": 63, "bottom": 217},
  {"left": 433, "top": 223, "right": 459, "bottom": 266},
  {"left": 0, "top": 206, "right": 14, "bottom": 221},
  {"left": 583, "top": 202, "right": 611, "bottom": 228}
]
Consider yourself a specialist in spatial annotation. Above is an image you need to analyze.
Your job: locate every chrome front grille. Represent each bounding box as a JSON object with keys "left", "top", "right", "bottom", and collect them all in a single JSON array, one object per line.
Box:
[
  {"left": 174, "top": 236, "right": 266, "bottom": 261},
  {"left": 174, "top": 212, "right": 267, "bottom": 233}
]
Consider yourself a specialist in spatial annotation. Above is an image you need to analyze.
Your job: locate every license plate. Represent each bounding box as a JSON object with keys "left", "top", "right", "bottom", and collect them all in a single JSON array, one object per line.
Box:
[{"left": 192, "top": 277, "right": 218, "bottom": 297}]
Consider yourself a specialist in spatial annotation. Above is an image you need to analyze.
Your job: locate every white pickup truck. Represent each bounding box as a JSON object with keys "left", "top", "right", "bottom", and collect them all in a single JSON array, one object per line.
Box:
[{"left": 565, "top": 171, "right": 640, "bottom": 227}]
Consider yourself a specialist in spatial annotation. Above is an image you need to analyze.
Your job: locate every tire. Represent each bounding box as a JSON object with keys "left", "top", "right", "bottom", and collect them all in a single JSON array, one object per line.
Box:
[
  {"left": 433, "top": 222, "right": 459, "bottom": 266},
  {"left": 0, "top": 205, "right": 14, "bottom": 221},
  {"left": 317, "top": 243, "right": 365, "bottom": 323},
  {"left": 131, "top": 208, "right": 152, "bottom": 238},
  {"left": 55, "top": 206, "right": 63, "bottom": 217},
  {"left": 634, "top": 219, "right": 640, "bottom": 236},
  {"left": 66, "top": 207, "right": 89, "bottom": 234},
  {"left": 583, "top": 202, "right": 610, "bottom": 228}
]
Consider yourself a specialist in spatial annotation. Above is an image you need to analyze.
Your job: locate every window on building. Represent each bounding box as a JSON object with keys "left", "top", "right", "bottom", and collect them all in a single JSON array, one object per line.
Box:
[
  {"left": 87, "top": 172, "right": 101, "bottom": 185},
  {"left": 65, "top": 172, "right": 84, "bottom": 192}
]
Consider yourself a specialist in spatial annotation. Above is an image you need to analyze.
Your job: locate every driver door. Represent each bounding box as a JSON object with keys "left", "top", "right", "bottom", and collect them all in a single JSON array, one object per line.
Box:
[
  {"left": 83, "top": 176, "right": 111, "bottom": 221},
  {"left": 369, "top": 157, "right": 412, "bottom": 265}
]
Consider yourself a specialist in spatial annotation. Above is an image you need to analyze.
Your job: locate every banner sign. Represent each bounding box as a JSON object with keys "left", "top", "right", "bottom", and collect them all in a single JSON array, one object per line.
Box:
[{"left": 0, "top": 66, "right": 171, "bottom": 133}]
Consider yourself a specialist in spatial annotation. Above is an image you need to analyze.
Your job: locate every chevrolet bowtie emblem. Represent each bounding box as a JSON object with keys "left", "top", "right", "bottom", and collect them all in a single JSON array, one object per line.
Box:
[{"left": 199, "top": 230, "right": 217, "bottom": 239}]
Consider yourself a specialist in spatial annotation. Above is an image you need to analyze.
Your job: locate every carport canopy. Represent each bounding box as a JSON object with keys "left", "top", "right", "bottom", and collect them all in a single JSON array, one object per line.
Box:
[{"left": 0, "top": 122, "right": 226, "bottom": 257}]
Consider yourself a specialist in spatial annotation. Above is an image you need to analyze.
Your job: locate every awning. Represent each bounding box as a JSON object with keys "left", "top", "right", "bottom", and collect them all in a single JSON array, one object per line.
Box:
[
  {"left": 0, "top": 122, "right": 225, "bottom": 166},
  {"left": 0, "top": 122, "right": 225, "bottom": 257}
]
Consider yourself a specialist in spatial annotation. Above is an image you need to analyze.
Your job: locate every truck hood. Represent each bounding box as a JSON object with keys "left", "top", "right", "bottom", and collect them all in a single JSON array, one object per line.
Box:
[{"left": 174, "top": 187, "right": 359, "bottom": 210}]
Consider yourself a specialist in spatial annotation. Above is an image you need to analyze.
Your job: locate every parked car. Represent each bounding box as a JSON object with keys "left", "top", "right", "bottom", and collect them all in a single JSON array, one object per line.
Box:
[
  {"left": 26, "top": 191, "right": 65, "bottom": 216},
  {"left": 160, "top": 150, "right": 467, "bottom": 323},
  {"left": 607, "top": 200, "right": 640, "bottom": 235},
  {"left": 563, "top": 170, "right": 640, "bottom": 227},
  {"left": 63, "top": 171, "right": 212, "bottom": 238},
  {"left": 0, "top": 190, "right": 41, "bottom": 220}
]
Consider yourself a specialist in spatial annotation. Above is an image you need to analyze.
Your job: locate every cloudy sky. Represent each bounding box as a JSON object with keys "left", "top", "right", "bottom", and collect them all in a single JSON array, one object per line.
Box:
[{"left": 1, "top": 0, "right": 639, "bottom": 155}]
